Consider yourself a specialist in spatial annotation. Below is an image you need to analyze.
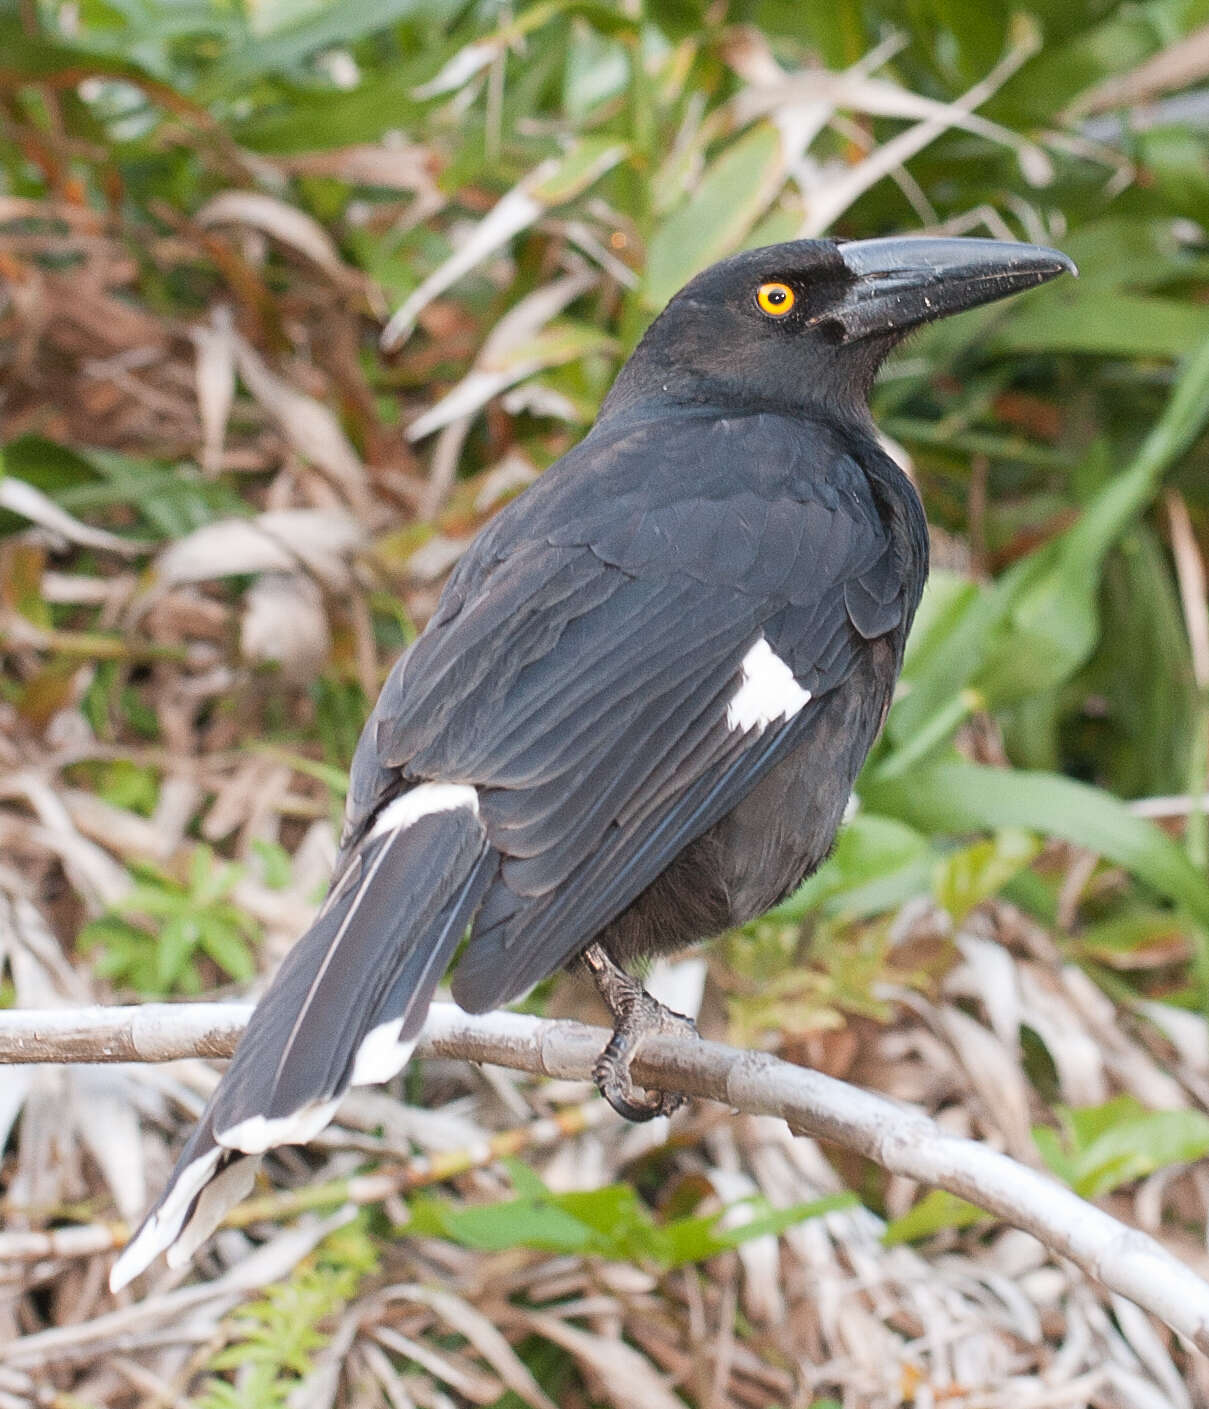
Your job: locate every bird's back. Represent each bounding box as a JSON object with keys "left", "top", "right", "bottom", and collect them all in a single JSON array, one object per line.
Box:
[{"left": 339, "top": 405, "right": 927, "bottom": 1010}]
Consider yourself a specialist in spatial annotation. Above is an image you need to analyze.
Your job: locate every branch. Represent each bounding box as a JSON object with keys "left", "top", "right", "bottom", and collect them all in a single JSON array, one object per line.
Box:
[{"left": 4, "top": 1001, "right": 1209, "bottom": 1355}]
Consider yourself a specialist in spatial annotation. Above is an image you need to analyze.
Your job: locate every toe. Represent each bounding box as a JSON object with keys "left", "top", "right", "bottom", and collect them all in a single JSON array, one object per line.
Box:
[
  {"left": 603, "top": 1082, "right": 669, "bottom": 1123},
  {"left": 594, "top": 1054, "right": 686, "bottom": 1123}
]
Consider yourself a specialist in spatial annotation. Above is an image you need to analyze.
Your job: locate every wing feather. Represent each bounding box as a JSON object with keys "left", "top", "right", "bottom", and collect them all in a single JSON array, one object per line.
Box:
[{"left": 338, "top": 412, "right": 907, "bottom": 1016}]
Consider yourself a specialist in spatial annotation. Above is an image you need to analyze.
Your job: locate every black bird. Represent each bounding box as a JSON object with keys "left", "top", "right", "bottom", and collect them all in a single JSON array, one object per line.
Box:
[{"left": 110, "top": 235, "right": 1074, "bottom": 1289}]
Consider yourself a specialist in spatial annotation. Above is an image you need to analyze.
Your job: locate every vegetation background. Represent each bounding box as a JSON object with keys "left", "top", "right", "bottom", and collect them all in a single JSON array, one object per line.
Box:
[{"left": 4, "top": 0, "right": 1209, "bottom": 1404}]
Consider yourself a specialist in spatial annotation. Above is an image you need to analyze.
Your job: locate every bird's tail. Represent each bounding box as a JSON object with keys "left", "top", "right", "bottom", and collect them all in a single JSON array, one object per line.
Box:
[{"left": 109, "top": 785, "right": 493, "bottom": 1291}]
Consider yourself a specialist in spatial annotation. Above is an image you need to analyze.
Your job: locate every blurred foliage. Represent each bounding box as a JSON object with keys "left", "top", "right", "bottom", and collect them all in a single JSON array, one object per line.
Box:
[
  {"left": 406, "top": 1157, "right": 855, "bottom": 1267},
  {"left": 883, "top": 1187, "right": 990, "bottom": 1246},
  {"left": 1033, "top": 1093, "right": 1209, "bottom": 1198},
  {"left": 196, "top": 1218, "right": 379, "bottom": 1409},
  {"left": 79, "top": 845, "right": 259, "bottom": 993}
]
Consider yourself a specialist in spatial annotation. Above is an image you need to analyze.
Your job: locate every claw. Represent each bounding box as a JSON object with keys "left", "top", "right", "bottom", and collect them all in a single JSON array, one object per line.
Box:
[{"left": 581, "top": 943, "right": 699, "bottom": 1122}]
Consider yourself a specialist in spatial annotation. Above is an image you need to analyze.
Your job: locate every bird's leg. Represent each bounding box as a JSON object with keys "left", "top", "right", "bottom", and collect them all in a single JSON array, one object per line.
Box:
[{"left": 580, "top": 943, "right": 699, "bottom": 1122}]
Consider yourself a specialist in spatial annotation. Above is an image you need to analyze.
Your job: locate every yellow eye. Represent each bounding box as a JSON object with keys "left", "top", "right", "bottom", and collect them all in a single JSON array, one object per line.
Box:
[{"left": 756, "top": 281, "right": 795, "bottom": 317}]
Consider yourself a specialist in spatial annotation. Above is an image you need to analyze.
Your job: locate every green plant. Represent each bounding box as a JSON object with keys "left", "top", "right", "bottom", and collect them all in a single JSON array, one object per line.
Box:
[
  {"left": 79, "top": 846, "right": 259, "bottom": 996},
  {"left": 406, "top": 1159, "right": 854, "bottom": 1269},
  {"left": 196, "top": 1219, "right": 378, "bottom": 1408},
  {"left": 1034, "top": 1095, "right": 1209, "bottom": 1199}
]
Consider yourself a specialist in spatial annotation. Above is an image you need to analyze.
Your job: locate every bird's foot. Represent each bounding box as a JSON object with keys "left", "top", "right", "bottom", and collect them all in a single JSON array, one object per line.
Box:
[{"left": 581, "top": 943, "right": 698, "bottom": 1122}]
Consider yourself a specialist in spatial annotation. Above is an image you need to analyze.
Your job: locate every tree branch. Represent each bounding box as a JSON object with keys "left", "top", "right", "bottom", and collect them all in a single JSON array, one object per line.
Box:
[{"left": 4, "top": 1001, "right": 1209, "bottom": 1355}]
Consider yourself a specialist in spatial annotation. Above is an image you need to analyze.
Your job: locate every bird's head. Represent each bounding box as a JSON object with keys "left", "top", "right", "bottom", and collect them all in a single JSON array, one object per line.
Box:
[{"left": 603, "top": 235, "right": 1075, "bottom": 425}]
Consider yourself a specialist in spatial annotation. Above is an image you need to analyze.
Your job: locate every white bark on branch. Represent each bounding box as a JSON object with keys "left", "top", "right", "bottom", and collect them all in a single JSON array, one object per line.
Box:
[{"left": 3, "top": 1000, "right": 1209, "bottom": 1355}]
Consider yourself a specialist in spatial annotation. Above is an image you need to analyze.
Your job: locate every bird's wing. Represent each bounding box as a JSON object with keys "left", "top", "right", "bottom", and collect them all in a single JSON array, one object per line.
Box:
[{"left": 345, "top": 412, "right": 907, "bottom": 1009}]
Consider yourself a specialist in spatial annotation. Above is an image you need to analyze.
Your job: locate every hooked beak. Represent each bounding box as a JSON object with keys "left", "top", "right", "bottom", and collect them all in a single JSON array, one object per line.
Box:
[{"left": 831, "top": 236, "right": 1076, "bottom": 341}]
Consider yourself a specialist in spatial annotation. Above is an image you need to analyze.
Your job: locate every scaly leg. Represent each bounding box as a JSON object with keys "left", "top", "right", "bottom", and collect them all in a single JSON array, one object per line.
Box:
[{"left": 581, "top": 943, "right": 699, "bottom": 1121}]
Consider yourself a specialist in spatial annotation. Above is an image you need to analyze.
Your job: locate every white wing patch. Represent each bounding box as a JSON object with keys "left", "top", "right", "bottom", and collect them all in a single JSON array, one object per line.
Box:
[
  {"left": 726, "top": 636, "right": 812, "bottom": 733},
  {"left": 370, "top": 782, "right": 478, "bottom": 840}
]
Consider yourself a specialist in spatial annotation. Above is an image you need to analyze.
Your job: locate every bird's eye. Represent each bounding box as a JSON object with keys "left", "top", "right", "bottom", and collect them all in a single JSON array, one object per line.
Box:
[{"left": 756, "top": 282, "right": 796, "bottom": 317}]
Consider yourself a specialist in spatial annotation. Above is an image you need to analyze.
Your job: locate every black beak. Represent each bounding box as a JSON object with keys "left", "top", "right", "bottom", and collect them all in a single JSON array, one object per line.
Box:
[{"left": 831, "top": 236, "right": 1077, "bottom": 342}]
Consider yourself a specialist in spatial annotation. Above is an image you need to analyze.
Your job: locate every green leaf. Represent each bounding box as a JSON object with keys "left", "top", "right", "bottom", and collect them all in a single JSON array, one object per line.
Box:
[
  {"left": 251, "top": 839, "right": 294, "bottom": 890},
  {"left": 530, "top": 135, "right": 630, "bottom": 204},
  {"left": 862, "top": 761, "right": 1209, "bottom": 934},
  {"left": 932, "top": 829, "right": 1041, "bottom": 924},
  {"left": 199, "top": 0, "right": 445, "bottom": 98},
  {"left": 197, "top": 919, "right": 256, "bottom": 984},
  {"left": 500, "top": 1155, "right": 554, "bottom": 1199},
  {"left": 0, "top": 13, "right": 179, "bottom": 86},
  {"left": 90, "top": 760, "right": 160, "bottom": 816},
  {"left": 886, "top": 572, "right": 998, "bottom": 749},
  {"left": 1076, "top": 908, "right": 1194, "bottom": 963},
  {"left": 975, "top": 329, "right": 1209, "bottom": 695},
  {"left": 502, "top": 320, "right": 617, "bottom": 372},
  {"left": 1034, "top": 1096, "right": 1209, "bottom": 1199},
  {"left": 992, "top": 290, "right": 1209, "bottom": 359},
  {"left": 67, "top": 449, "right": 244, "bottom": 538},
  {"left": 687, "top": 1193, "right": 856, "bottom": 1261},
  {"left": 643, "top": 123, "right": 784, "bottom": 309},
  {"left": 157, "top": 915, "right": 200, "bottom": 992},
  {"left": 891, "top": 334, "right": 1209, "bottom": 741},
  {"left": 118, "top": 882, "right": 190, "bottom": 918},
  {"left": 406, "top": 1170, "right": 850, "bottom": 1268},
  {"left": 883, "top": 1189, "right": 988, "bottom": 1246},
  {"left": 409, "top": 1191, "right": 596, "bottom": 1253},
  {"left": 1081, "top": 526, "right": 1196, "bottom": 796}
]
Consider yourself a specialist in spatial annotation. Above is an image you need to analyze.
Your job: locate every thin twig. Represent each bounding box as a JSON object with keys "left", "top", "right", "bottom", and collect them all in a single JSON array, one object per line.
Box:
[
  {"left": 1166, "top": 489, "right": 1209, "bottom": 689},
  {"left": 0, "top": 1100, "right": 609, "bottom": 1262},
  {"left": 1130, "top": 791, "right": 1209, "bottom": 819},
  {"left": 2, "top": 1001, "right": 1209, "bottom": 1352}
]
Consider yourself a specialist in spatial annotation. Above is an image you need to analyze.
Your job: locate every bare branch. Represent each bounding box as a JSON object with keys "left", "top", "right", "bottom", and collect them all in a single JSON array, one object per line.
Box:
[{"left": 4, "top": 1000, "right": 1209, "bottom": 1354}]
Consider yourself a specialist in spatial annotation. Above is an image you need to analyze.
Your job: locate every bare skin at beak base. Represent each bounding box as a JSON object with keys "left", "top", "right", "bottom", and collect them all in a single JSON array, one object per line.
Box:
[{"left": 833, "top": 236, "right": 1078, "bottom": 341}]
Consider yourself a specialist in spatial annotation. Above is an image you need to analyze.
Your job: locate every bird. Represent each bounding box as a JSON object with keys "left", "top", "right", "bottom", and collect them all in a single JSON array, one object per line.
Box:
[{"left": 110, "top": 234, "right": 1074, "bottom": 1290}]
